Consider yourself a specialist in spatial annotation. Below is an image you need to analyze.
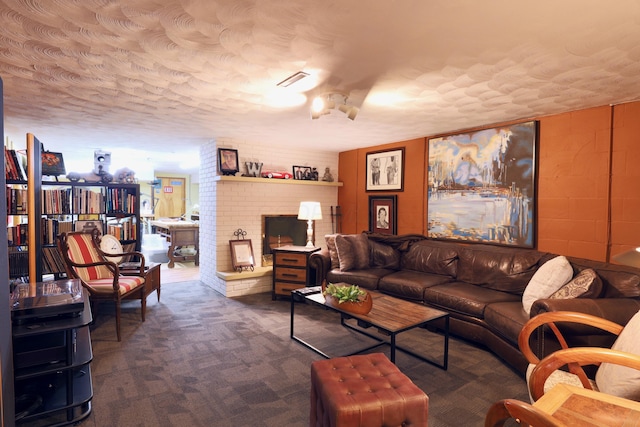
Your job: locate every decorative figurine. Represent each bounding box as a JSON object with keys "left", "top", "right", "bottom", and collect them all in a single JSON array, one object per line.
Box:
[{"left": 322, "top": 167, "right": 334, "bottom": 182}]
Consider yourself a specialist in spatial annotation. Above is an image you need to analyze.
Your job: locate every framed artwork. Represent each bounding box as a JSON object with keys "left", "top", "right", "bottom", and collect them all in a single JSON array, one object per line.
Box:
[
  {"left": 293, "top": 165, "right": 312, "bottom": 180},
  {"left": 75, "top": 220, "right": 103, "bottom": 235},
  {"left": 218, "top": 148, "right": 239, "bottom": 176},
  {"left": 41, "top": 151, "right": 66, "bottom": 176},
  {"left": 369, "top": 195, "right": 397, "bottom": 235},
  {"left": 366, "top": 148, "right": 404, "bottom": 191},
  {"left": 427, "top": 120, "right": 538, "bottom": 248},
  {"left": 229, "top": 239, "right": 255, "bottom": 272}
]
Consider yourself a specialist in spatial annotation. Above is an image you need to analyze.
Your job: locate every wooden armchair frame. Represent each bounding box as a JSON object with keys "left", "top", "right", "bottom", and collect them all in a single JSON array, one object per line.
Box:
[
  {"left": 518, "top": 311, "right": 640, "bottom": 402},
  {"left": 484, "top": 398, "right": 564, "bottom": 427},
  {"left": 58, "top": 230, "right": 147, "bottom": 341}
]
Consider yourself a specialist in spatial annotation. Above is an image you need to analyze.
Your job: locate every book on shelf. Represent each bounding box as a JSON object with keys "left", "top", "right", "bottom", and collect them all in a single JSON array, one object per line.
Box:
[{"left": 4, "top": 147, "right": 26, "bottom": 181}]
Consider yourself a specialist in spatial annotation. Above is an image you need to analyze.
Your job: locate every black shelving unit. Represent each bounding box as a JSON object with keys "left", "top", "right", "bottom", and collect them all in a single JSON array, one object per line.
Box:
[{"left": 12, "top": 280, "right": 93, "bottom": 425}]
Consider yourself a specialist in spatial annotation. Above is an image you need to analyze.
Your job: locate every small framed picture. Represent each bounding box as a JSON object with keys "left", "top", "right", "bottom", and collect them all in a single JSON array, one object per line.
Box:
[
  {"left": 41, "top": 151, "right": 66, "bottom": 176},
  {"left": 75, "top": 220, "right": 104, "bottom": 235},
  {"left": 293, "top": 165, "right": 312, "bottom": 180},
  {"left": 218, "top": 148, "right": 239, "bottom": 176},
  {"left": 229, "top": 239, "right": 255, "bottom": 272},
  {"left": 369, "top": 195, "right": 397, "bottom": 235},
  {"left": 366, "top": 148, "right": 404, "bottom": 191}
]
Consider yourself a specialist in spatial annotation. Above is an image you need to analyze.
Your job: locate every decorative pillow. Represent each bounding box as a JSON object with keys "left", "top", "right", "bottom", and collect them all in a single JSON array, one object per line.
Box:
[
  {"left": 335, "top": 233, "right": 370, "bottom": 271},
  {"left": 595, "top": 310, "right": 640, "bottom": 400},
  {"left": 325, "top": 234, "right": 340, "bottom": 270},
  {"left": 549, "top": 268, "right": 603, "bottom": 300},
  {"left": 522, "top": 255, "right": 573, "bottom": 315},
  {"left": 369, "top": 240, "right": 400, "bottom": 269}
]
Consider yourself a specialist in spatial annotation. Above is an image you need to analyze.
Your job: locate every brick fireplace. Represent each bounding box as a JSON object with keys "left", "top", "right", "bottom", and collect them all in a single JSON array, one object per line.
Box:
[{"left": 198, "top": 139, "right": 340, "bottom": 297}]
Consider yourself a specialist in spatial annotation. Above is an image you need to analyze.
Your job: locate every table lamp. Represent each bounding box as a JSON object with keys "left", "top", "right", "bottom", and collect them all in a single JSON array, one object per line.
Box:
[
  {"left": 612, "top": 246, "right": 640, "bottom": 268},
  {"left": 298, "top": 201, "right": 322, "bottom": 248}
]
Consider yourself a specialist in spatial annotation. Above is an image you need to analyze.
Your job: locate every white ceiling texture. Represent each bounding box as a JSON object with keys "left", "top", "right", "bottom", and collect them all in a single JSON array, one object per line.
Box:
[{"left": 1, "top": 0, "right": 640, "bottom": 179}]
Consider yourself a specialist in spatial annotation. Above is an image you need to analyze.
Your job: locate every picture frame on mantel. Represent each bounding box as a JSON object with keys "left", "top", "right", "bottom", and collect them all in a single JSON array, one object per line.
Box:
[
  {"left": 427, "top": 120, "right": 537, "bottom": 248},
  {"left": 369, "top": 195, "right": 397, "bottom": 235},
  {"left": 366, "top": 148, "right": 404, "bottom": 191},
  {"left": 218, "top": 148, "right": 239, "bottom": 176}
]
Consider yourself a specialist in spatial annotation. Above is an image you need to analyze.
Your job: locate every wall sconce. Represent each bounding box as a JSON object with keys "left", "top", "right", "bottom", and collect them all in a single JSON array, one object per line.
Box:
[
  {"left": 310, "top": 93, "right": 359, "bottom": 120},
  {"left": 298, "top": 201, "right": 322, "bottom": 248}
]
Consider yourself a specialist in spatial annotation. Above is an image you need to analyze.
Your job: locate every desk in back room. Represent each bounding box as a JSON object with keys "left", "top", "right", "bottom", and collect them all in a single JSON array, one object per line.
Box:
[{"left": 150, "top": 219, "right": 199, "bottom": 268}]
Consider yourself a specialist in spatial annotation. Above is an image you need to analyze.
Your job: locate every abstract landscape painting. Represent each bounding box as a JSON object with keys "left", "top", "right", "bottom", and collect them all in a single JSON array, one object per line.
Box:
[{"left": 427, "top": 121, "right": 537, "bottom": 248}]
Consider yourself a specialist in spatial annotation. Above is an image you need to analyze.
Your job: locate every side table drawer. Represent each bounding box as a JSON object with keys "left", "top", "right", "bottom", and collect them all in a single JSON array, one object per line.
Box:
[
  {"left": 276, "top": 267, "right": 306, "bottom": 282},
  {"left": 275, "top": 252, "right": 307, "bottom": 267},
  {"left": 275, "top": 281, "right": 305, "bottom": 296}
]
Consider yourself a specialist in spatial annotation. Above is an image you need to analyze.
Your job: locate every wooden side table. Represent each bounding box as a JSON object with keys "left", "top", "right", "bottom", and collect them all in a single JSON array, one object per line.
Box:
[
  {"left": 272, "top": 245, "right": 320, "bottom": 299},
  {"left": 121, "top": 262, "right": 161, "bottom": 301}
]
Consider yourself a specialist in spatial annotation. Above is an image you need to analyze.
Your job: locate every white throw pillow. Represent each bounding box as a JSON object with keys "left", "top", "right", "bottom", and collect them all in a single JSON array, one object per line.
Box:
[
  {"left": 595, "top": 309, "right": 640, "bottom": 400},
  {"left": 522, "top": 256, "right": 573, "bottom": 315}
]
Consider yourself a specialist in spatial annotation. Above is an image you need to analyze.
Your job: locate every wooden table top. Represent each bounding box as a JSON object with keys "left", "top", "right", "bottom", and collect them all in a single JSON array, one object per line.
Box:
[
  {"left": 534, "top": 384, "right": 640, "bottom": 426},
  {"left": 306, "top": 289, "right": 447, "bottom": 333}
]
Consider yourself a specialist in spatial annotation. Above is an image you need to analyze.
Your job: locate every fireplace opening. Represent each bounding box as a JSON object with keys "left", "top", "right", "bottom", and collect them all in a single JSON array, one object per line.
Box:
[{"left": 262, "top": 215, "right": 309, "bottom": 257}]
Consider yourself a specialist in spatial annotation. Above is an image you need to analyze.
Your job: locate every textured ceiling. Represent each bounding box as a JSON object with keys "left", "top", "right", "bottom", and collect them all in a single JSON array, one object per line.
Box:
[{"left": 1, "top": 0, "right": 640, "bottom": 177}]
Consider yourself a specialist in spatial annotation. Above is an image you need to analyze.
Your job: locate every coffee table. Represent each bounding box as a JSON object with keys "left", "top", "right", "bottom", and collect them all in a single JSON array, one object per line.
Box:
[{"left": 291, "top": 286, "right": 449, "bottom": 369}]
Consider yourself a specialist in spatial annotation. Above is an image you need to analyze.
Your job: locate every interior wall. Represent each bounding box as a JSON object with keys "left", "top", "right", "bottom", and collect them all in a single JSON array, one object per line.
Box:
[{"left": 338, "top": 102, "right": 640, "bottom": 262}]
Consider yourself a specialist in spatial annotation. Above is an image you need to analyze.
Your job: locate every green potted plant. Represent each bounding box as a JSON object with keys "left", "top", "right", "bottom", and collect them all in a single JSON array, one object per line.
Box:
[{"left": 323, "top": 283, "right": 372, "bottom": 315}]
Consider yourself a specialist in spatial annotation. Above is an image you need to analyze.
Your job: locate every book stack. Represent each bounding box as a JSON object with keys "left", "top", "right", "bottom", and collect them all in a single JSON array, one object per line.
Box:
[{"left": 4, "top": 147, "right": 26, "bottom": 181}]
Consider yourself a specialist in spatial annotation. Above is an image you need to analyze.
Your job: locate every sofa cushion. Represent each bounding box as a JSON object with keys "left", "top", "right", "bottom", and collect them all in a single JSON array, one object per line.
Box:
[
  {"left": 549, "top": 268, "right": 603, "bottom": 300},
  {"left": 484, "top": 301, "right": 531, "bottom": 346},
  {"left": 335, "top": 233, "right": 370, "bottom": 271},
  {"left": 424, "top": 282, "right": 521, "bottom": 318},
  {"left": 327, "top": 268, "right": 392, "bottom": 291},
  {"left": 369, "top": 240, "right": 400, "bottom": 269},
  {"left": 400, "top": 239, "right": 458, "bottom": 277},
  {"left": 522, "top": 255, "right": 573, "bottom": 315},
  {"left": 378, "top": 270, "right": 454, "bottom": 302},
  {"left": 325, "top": 234, "right": 340, "bottom": 270},
  {"left": 456, "top": 245, "right": 545, "bottom": 294},
  {"left": 595, "top": 309, "right": 640, "bottom": 400}
]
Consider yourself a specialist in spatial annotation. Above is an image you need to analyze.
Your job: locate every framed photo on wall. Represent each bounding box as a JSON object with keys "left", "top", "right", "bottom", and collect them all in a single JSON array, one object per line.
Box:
[
  {"left": 218, "top": 148, "right": 239, "bottom": 176},
  {"left": 369, "top": 195, "right": 397, "bottom": 235},
  {"left": 427, "top": 120, "right": 538, "bottom": 248},
  {"left": 366, "top": 148, "right": 404, "bottom": 191}
]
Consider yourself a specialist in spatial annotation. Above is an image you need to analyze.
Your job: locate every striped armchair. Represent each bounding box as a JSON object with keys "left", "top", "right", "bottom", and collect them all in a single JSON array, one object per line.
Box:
[{"left": 58, "top": 229, "right": 147, "bottom": 341}]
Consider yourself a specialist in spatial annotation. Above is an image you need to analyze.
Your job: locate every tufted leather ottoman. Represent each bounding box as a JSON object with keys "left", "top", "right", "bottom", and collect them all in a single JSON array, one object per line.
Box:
[{"left": 310, "top": 353, "right": 429, "bottom": 427}]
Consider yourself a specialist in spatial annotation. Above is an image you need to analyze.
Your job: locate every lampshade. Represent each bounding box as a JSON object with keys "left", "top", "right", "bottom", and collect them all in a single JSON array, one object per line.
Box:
[
  {"left": 612, "top": 247, "right": 640, "bottom": 268},
  {"left": 298, "top": 201, "right": 322, "bottom": 220}
]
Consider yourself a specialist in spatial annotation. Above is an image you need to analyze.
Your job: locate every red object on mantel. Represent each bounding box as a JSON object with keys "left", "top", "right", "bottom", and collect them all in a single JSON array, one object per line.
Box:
[{"left": 261, "top": 171, "right": 292, "bottom": 179}]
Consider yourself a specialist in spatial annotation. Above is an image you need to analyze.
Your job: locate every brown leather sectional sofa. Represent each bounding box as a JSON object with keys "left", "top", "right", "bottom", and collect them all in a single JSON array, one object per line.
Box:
[{"left": 309, "top": 233, "right": 640, "bottom": 375}]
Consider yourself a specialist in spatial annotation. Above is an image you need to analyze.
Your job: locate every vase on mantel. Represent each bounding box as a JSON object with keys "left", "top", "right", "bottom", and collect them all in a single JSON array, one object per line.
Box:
[{"left": 324, "top": 292, "right": 373, "bottom": 315}]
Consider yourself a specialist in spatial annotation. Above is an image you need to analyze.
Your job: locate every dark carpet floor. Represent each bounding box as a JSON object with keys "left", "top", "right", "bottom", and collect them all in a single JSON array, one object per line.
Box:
[{"left": 78, "top": 281, "right": 528, "bottom": 426}]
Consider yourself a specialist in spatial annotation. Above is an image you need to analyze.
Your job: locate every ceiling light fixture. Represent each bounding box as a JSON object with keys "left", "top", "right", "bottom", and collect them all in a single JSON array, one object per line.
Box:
[
  {"left": 277, "top": 71, "right": 310, "bottom": 88},
  {"left": 310, "top": 92, "right": 359, "bottom": 121}
]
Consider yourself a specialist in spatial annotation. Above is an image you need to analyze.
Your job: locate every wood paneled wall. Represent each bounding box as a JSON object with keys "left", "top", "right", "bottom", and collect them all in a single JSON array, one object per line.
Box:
[{"left": 338, "top": 102, "right": 640, "bottom": 262}]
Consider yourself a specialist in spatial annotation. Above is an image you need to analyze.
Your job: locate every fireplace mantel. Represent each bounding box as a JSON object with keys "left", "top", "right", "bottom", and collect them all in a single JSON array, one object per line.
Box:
[{"left": 213, "top": 175, "right": 342, "bottom": 187}]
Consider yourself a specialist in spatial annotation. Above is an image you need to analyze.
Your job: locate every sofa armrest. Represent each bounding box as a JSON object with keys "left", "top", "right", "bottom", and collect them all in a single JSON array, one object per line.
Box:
[
  {"left": 531, "top": 298, "right": 640, "bottom": 326},
  {"left": 309, "top": 249, "right": 331, "bottom": 286}
]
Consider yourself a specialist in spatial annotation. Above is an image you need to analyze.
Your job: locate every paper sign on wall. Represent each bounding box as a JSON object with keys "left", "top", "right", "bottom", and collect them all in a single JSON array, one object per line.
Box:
[{"left": 163, "top": 186, "right": 173, "bottom": 193}]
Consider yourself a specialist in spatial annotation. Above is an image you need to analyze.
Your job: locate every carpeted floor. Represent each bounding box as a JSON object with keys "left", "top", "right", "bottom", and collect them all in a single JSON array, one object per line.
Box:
[{"left": 79, "top": 281, "right": 529, "bottom": 426}]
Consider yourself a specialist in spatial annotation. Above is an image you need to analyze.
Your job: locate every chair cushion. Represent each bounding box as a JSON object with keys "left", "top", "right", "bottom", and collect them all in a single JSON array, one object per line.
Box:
[
  {"left": 549, "top": 268, "right": 603, "bottom": 300},
  {"left": 86, "top": 276, "right": 145, "bottom": 295},
  {"left": 525, "top": 363, "right": 597, "bottom": 403},
  {"left": 335, "top": 233, "right": 370, "bottom": 271},
  {"left": 522, "top": 256, "right": 573, "bottom": 315},
  {"left": 66, "top": 233, "right": 113, "bottom": 281},
  {"left": 595, "top": 309, "right": 640, "bottom": 400}
]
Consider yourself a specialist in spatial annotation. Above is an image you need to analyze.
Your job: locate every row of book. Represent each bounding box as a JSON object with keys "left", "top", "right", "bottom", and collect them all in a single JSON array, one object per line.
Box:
[
  {"left": 7, "top": 187, "right": 28, "bottom": 214},
  {"left": 106, "top": 216, "right": 137, "bottom": 240},
  {"left": 7, "top": 247, "right": 67, "bottom": 277},
  {"left": 42, "top": 219, "right": 73, "bottom": 245},
  {"left": 4, "top": 147, "right": 26, "bottom": 181},
  {"left": 41, "top": 187, "right": 137, "bottom": 214}
]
